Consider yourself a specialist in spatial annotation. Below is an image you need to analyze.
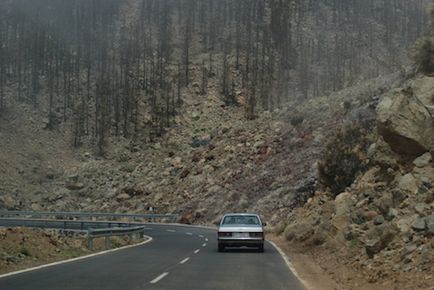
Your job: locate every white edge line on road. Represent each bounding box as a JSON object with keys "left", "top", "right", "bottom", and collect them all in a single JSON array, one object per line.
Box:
[
  {"left": 150, "top": 272, "right": 169, "bottom": 284},
  {"left": 0, "top": 236, "right": 153, "bottom": 280},
  {"left": 194, "top": 249, "right": 200, "bottom": 254},
  {"left": 179, "top": 257, "right": 190, "bottom": 264},
  {"left": 268, "top": 240, "right": 311, "bottom": 290}
]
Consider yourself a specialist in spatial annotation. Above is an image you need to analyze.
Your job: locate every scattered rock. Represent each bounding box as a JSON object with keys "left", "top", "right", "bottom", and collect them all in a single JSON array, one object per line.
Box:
[
  {"left": 425, "top": 215, "right": 434, "bottom": 235},
  {"left": 414, "top": 203, "right": 428, "bottom": 215},
  {"left": 374, "top": 215, "right": 385, "bottom": 225},
  {"left": 397, "top": 174, "right": 418, "bottom": 194},
  {"left": 0, "top": 195, "right": 18, "bottom": 209},
  {"left": 413, "top": 153, "right": 432, "bottom": 167},
  {"left": 412, "top": 218, "right": 426, "bottom": 231},
  {"left": 396, "top": 215, "right": 418, "bottom": 233},
  {"left": 116, "top": 193, "right": 131, "bottom": 201}
]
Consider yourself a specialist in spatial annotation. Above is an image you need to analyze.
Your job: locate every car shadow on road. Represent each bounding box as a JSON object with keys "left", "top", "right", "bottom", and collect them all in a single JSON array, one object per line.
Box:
[{"left": 217, "top": 247, "right": 264, "bottom": 254}]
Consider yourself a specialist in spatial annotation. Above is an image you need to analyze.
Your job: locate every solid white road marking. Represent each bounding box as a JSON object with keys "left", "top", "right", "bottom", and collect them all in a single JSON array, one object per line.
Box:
[
  {"left": 0, "top": 236, "right": 153, "bottom": 280},
  {"left": 167, "top": 229, "right": 176, "bottom": 232},
  {"left": 179, "top": 257, "right": 190, "bottom": 264},
  {"left": 150, "top": 272, "right": 169, "bottom": 284},
  {"left": 202, "top": 243, "right": 207, "bottom": 247},
  {"left": 194, "top": 249, "right": 200, "bottom": 254},
  {"left": 186, "top": 232, "right": 193, "bottom": 235},
  {"left": 268, "top": 241, "right": 310, "bottom": 290}
]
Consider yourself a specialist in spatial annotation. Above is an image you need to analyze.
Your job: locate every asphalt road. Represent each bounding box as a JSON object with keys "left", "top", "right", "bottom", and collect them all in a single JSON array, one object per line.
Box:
[{"left": 0, "top": 224, "right": 306, "bottom": 290}]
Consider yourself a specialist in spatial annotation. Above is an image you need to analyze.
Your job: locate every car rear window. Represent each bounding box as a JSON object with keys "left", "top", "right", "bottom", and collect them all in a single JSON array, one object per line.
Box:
[{"left": 221, "top": 215, "right": 260, "bottom": 226}]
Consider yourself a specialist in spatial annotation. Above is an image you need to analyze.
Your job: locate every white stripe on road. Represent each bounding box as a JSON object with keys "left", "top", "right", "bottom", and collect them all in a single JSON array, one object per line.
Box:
[
  {"left": 199, "top": 235, "right": 204, "bottom": 238},
  {"left": 150, "top": 272, "right": 169, "bottom": 284},
  {"left": 202, "top": 243, "right": 207, "bottom": 247},
  {"left": 179, "top": 257, "right": 190, "bottom": 264},
  {"left": 186, "top": 232, "right": 193, "bottom": 236},
  {"left": 194, "top": 249, "right": 200, "bottom": 254},
  {"left": 167, "top": 229, "right": 176, "bottom": 232},
  {"left": 0, "top": 237, "right": 153, "bottom": 280},
  {"left": 205, "top": 238, "right": 208, "bottom": 241}
]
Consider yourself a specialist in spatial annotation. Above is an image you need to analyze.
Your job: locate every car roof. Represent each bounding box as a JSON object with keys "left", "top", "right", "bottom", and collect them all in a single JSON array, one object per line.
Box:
[{"left": 222, "top": 213, "right": 260, "bottom": 217}]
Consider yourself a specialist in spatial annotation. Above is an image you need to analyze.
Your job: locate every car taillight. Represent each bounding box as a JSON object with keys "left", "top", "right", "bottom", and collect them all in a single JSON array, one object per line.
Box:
[
  {"left": 218, "top": 232, "right": 232, "bottom": 237},
  {"left": 249, "top": 232, "right": 263, "bottom": 238}
]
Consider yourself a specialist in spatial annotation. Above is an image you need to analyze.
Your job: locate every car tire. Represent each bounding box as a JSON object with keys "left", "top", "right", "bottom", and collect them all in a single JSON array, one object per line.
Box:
[
  {"left": 258, "top": 244, "right": 264, "bottom": 253},
  {"left": 218, "top": 244, "right": 225, "bottom": 252}
]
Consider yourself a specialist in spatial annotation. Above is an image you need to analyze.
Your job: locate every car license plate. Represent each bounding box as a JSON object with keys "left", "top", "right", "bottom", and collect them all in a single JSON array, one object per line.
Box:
[{"left": 233, "top": 232, "right": 249, "bottom": 238}]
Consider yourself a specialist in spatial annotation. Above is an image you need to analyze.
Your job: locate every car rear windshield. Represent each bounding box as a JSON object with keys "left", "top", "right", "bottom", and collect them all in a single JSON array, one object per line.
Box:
[{"left": 221, "top": 215, "right": 260, "bottom": 226}]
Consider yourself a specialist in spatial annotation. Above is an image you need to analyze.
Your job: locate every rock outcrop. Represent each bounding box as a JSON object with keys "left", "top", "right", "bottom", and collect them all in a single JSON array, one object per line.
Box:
[{"left": 377, "top": 88, "right": 434, "bottom": 156}]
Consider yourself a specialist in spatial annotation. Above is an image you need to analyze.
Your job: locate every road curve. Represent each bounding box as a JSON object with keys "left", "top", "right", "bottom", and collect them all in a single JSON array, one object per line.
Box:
[{"left": 0, "top": 224, "right": 306, "bottom": 290}]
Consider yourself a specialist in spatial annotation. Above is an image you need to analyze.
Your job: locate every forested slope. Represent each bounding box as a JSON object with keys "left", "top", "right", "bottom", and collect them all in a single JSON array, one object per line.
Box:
[{"left": 0, "top": 0, "right": 428, "bottom": 151}]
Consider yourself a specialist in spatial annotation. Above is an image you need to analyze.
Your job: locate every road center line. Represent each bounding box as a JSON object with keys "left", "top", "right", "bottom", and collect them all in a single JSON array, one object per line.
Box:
[
  {"left": 186, "top": 232, "right": 193, "bottom": 235},
  {"left": 194, "top": 249, "right": 200, "bottom": 254},
  {"left": 150, "top": 272, "right": 169, "bottom": 284},
  {"left": 179, "top": 257, "right": 190, "bottom": 264},
  {"left": 202, "top": 243, "right": 207, "bottom": 247},
  {"left": 167, "top": 229, "right": 175, "bottom": 232}
]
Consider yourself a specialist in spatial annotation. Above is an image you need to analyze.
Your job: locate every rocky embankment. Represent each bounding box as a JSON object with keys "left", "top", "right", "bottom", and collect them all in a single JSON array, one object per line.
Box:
[{"left": 278, "top": 76, "right": 434, "bottom": 290}]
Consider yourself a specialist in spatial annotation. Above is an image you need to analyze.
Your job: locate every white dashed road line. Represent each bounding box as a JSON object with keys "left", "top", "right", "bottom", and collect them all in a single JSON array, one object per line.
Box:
[
  {"left": 194, "top": 249, "right": 200, "bottom": 254},
  {"left": 205, "top": 238, "right": 208, "bottom": 242},
  {"left": 202, "top": 243, "right": 207, "bottom": 247},
  {"left": 167, "top": 229, "right": 176, "bottom": 233},
  {"left": 199, "top": 235, "right": 204, "bottom": 238},
  {"left": 186, "top": 232, "right": 193, "bottom": 236},
  {"left": 150, "top": 272, "right": 169, "bottom": 284},
  {"left": 179, "top": 257, "right": 190, "bottom": 264}
]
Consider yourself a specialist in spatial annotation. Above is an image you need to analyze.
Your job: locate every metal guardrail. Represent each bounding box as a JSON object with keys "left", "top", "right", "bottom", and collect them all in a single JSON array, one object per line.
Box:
[
  {"left": 0, "top": 210, "right": 178, "bottom": 223},
  {"left": 0, "top": 218, "right": 149, "bottom": 251},
  {"left": 87, "top": 226, "right": 145, "bottom": 251},
  {"left": 0, "top": 217, "right": 138, "bottom": 231},
  {"left": 0, "top": 210, "right": 178, "bottom": 251}
]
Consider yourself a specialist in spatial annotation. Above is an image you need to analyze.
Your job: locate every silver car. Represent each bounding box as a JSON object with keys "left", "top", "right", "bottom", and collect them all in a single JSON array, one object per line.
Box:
[{"left": 217, "top": 213, "right": 265, "bottom": 252}]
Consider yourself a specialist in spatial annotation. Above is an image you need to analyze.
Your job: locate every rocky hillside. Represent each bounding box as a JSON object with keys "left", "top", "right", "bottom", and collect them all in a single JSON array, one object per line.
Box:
[{"left": 278, "top": 76, "right": 434, "bottom": 290}]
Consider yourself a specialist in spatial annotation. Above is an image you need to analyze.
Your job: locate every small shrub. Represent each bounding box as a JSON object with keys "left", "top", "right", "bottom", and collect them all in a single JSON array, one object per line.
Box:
[
  {"left": 413, "top": 37, "right": 434, "bottom": 75},
  {"left": 318, "top": 123, "right": 372, "bottom": 197},
  {"left": 19, "top": 247, "right": 31, "bottom": 257}
]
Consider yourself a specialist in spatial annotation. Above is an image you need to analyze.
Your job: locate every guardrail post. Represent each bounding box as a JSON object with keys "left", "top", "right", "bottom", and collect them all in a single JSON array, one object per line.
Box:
[
  {"left": 105, "top": 237, "right": 110, "bottom": 250},
  {"left": 87, "top": 230, "right": 93, "bottom": 251}
]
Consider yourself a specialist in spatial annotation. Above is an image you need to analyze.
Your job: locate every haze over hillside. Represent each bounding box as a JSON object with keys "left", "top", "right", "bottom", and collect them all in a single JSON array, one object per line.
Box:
[{"left": 0, "top": 1, "right": 434, "bottom": 289}]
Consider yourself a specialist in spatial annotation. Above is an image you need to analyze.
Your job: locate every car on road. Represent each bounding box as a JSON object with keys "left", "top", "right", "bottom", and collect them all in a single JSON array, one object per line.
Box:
[{"left": 217, "top": 213, "right": 265, "bottom": 252}]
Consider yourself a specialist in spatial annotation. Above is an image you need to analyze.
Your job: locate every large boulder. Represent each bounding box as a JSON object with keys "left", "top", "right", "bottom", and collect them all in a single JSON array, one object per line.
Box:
[{"left": 377, "top": 88, "right": 434, "bottom": 156}]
